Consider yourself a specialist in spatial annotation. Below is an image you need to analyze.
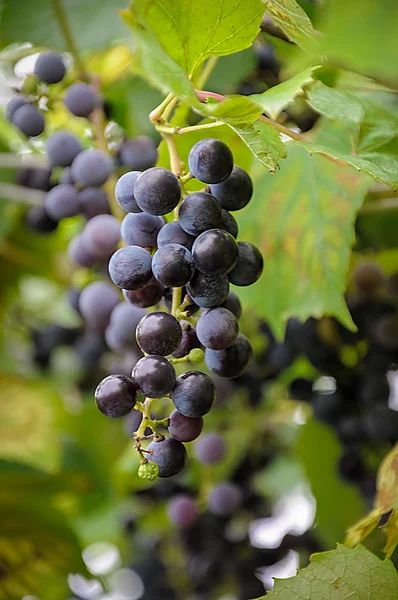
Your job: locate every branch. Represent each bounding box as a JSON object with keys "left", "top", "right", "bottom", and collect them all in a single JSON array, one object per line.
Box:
[
  {"left": 0, "top": 153, "right": 48, "bottom": 169},
  {"left": 0, "top": 182, "right": 46, "bottom": 206}
]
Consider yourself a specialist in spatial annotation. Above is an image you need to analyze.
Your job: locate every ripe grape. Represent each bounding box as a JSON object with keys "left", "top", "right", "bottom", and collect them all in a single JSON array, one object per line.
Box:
[
  {"left": 95, "top": 374, "right": 137, "bottom": 418},
  {"left": 172, "top": 322, "right": 201, "bottom": 358},
  {"left": 71, "top": 149, "right": 114, "bottom": 187},
  {"left": 146, "top": 437, "right": 186, "bottom": 478},
  {"left": 59, "top": 167, "right": 75, "bottom": 185},
  {"left": 228, "top": 241, "right": 263, "bottom": 286},
  {"left": 157, "top": 221, "right": 196, "bottom": 250},
  {"left": 118, "top": 136, "right": 158, "bottom": 171},
  {"left": 78, "top": 187, "right": 110, "bottom": 219},
  {"left": 45, "top": 184, "right": 80, "bottom": 220},
  {"left": 152, "top": 244, "right": 195, "bottom": 287},
  {"left": 46, "top": 131, "right": 82, "bottom": 167},
  {"left": 64, "top": 82, "right": 98, "bottom": 117},
  {"left": 288, "top": 377, "right": 313, "bottom": 402},
  {"left": 210, "top": 166, "right": 253, "bottom": 211},
  {"left": 123, "top": 280, "right": 164, "bottom": 308},
  {"left": 136, "top": 312, "right": 182, "bottom": 356},
  {"left": 187, "top": 271, "right": 229, "bottom": 308},
  {"left": 353, "top": 262, "right": 384, "bottom": 294},
  {"left": 82, "top": 214, "right": 120, "bottom": 260},
  {"left": 17, "top": 166, "right": 52, "bottom": 191},
  {"left": 192, "top": 229, "right": 238, "bottom": 275},
  {"left": 219, "top": 209, "right": 238, "bottom": 238},
  {"left": 68, "top": 234, "right": 95, "bottom": 267},
  {"left": 134, "top": 167, "right": 181, "bottom": 215},
  {"left": 115, "top": 171, "right": 142, "bottom": 213},
  {"left": 168, "top": 410, "right": 203, "bottom": 442},
  {"left": 106, "top": 302, "right": 145, "bottom": 352},
  {"left": 131, "top": 355, "right": 176, "bottom": 397},
  {"left": 12, "top": 103, "right": 44, "bottom": 137},
  {"left": 188, "top": 139, "right": 233, "bottom": 184},
  {"left": 121, "top": 212, "right": 164, "bottom": 248},
  {"left": 221, "top": 291, "right": 242, "bottom": 319},
  {"left": 26, "top": 206, "right": 58, "bottom": 233},
  {"left": 178, "top": 192, "right": 221, "bottom": 236},
  {"left": 6, "top": 96, "right": 29, "bottom": 121},
  {"left": 208, "top": 482, "right": 242, "bottom": 516},
  {"left": 167, "top": 495, "right": 198, "bottom": 527},
  {"left": 109, "top": 246, "right": 153, "bottom": 290},
  {"left": 79, "top": 281, "right": 120, "bottom": 331},
  {"left": 196, "top": 308, "right": 239, "bottom": 350},
  {"left": 195, "top": 433, "right": 225, "bottom": 464},
  {"left": 34, "top": 51, "right": 66, "bottom": 84},
  {"left": 171, "top": 370, "right": 215, "bottom": 418},
  {"left": 205, "top": 333, "right": 252, "bottom": 378}
]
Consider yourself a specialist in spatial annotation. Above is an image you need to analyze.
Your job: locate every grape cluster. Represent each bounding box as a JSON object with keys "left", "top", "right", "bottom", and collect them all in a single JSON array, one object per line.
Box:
[{"left": 94, "top": 138, "right": 263, "bottom": 479}]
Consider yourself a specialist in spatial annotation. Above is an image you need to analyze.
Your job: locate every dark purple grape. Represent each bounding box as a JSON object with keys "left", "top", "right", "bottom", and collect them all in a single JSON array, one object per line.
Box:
[
  {"left": 312, "top": 391, "right": 344, "bottom": 424},
  {"left": 188, "top": 139, "right": 233, "bottom": 184},
  {"left": 78, "top": 187, "right": 110, "bottom": 219},
  {"left": 71, "top": 149, "right": 114, "bottom": 187},
  {"left": 131, "top": 355, "right": 176, "bottom": 397},
  {"left": 26, "top": 206, "right": 58, "bottom": 233},
  {"left": 95, "top": 374, "right": 137, "bottom": 417},
  {"left": 45, "top": 184, "right": 80, "bottom": 220},
  {"left": 64, "top": 82, "right": 98, "bottom": 117},
  {"left": 205, "top": 333, "right": 252, "bottom": 378},
  {"left": 34, "top": 51, "right": 66, "bottom": 84},
  {"left": 195, "top": 433, "right": 225, "bottom": 464},
  {"left": 288, "top": 378, "right": 314, "bottom": 402},
  {"left": 353, "top": 262, "right": 384, "bottom": 294},
  {"left": 196, "top": 308, "right": 238, "bottom": 350},
  {"left": 121, "top": 212, "right": 164, "bottom": 247},
  {"left": 168, "top": 495, "right": 198, "bottom": 527},
  {"left": 178, "top": 192, "right": 221, "bottom": 236},
  {"left": 6, "top": 96, "right": 29, "bottom": 121},
  {"left": 192, "top": 229, "right": 238, "bottom": 274},
  {"left": 187, "top": 271, "right": 229, "bottom": 308},
  {"left": 134, "top": 167, "right": 181, "bottom": 215},
  {"left": 208, "top": 482, "right": 242, "bottom": 516},
  {"left": 152, "top": 244, "right": 195, "bottom": 287},
  {"left": 168, "top": 410, "right": 203, "bottom": 442},
  {"left": 79, "top": 281, "right": 120, "bottom": 331},
  {"left": 105, "top": 302, "right": 145, "bottom": 352},
  {"left": 157, "top": 221, "right": 196, "bottom": 250},
  {"left": 59, "top": 167, "right": 75, "bottom": 185},
  {"left": 146, "top": 437, "right": 186, "bottom": 478},
  {"left": 337, "top": 416, "right": 366, "bottom": 445},
  {"left": 123, "top": 280, "right": 164, "bottom": 308},
  {"left": 124, "top": 409, "right": 143, "bottom": 436},
  {"left": 82, "top": 214, "right": 120, "bottom": 260},
  {"left": 136, "top": 312, "right": 182, "bottom": 356},
  {"left": 221, "top": 291, "right": 242, "bottom": 319},
  {"left": 210, "top": 166, "right": 253, "bottom": 211},
  {"left": 17, "top": 166, "right": 52, "bottom": 191},
  {"left": 228, "top": 241, "right": 263, "bottom": 286},
  {"left": 68, "top": 234, "right": 95, "bottom": 267},
  {"left": 171, "top": 370, "right": 215, "bottom": 418},
  {"left": 108, "top": 246, "right": 153, "bottom": 290},
  {"left": 115, "top": 171, "right": 142, "bottom": 213},
  {"left": 12, "top": 103, "right": 44, "bottom": 137},
  {"left": 118, "top": 136, "right": 158, "bottom": 171},
  {"left": 219, "top": 209, "right": 238, "bottom": 238},
  {"left": 46, "top": 131, "right": 82, "bottom": 167},
  {"left": 172, "top": 322, "right": 201, "bottom": 358}
]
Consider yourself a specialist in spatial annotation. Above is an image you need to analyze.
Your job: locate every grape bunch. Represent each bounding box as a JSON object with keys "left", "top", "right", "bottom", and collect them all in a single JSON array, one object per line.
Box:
[{"left": 94, "top": 138, "right": 263, "bottom": 479}]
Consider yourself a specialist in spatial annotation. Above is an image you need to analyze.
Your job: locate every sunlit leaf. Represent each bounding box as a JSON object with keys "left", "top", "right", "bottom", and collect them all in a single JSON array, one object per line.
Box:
[{"left": 263, "top": 0, "right": 316, "bottom": 51}]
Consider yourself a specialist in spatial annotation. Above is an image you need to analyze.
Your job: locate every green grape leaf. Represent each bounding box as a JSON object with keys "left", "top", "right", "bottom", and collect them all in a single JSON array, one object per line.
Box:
[
  {"left": 250, "top": 66, "right": 319, "bottom": 120},
  {"left": 0, "top": 0, "right": 128, "bottom": 51},
  {"left": 124, "top": 0, "right": 264, "bottom": 76},
  {"left": 261, "top": 544, "right": 398, "bottom": 600},
  {"left": 231, "top": 120, "right": 286, "bottom": 172},
  {"left": 263, "top": 0, "right": 316, "bottom": 50},
  {"left": 199, "top": 95, "right": 263, "bottom": 126},
  {"left": 236, "top": 144, "right": 369, "bottom": 337}
]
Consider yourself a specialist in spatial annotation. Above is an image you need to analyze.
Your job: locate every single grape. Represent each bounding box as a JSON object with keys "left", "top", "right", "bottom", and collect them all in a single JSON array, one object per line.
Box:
[
  {"left": 68, "top": 234, "right": 95, "bottom": 267},
  {"left": 105, "top": 302, "right": 146, "bottom": 352},
  {"left": 210, "top": 166, "right": 253, "bottom": 211},
  {"left": 219, "top": 209, "right": 238, "bottom": 238},
  {"left": 228, "top": 242, "right": 263, "bottom": 286},
  {"left": 79, "top": 281, "right": 120, "bottom": 331},
  {"left": 195, "top": 433, "right": 225, "bottom": 464},
  {"left": 131, "top": 355, "right": 176, "bottom": 397},
  {"left": 192, "top": 229, "right": 238, "bottom": 275},
  {"left": 187, "top": 271, "right": 229, "bottom": 308},
  {"left": 115, "top": 171, "right": 142, "bottom": 213},
  {"left": 171, "top": 370, "right": 215, "bottom": 418},
  {"left": 64, "top": 82, "right": 98, "bottom": 117},
  {"left": 78, "top": 187, "right": 110, "bottom": 219},
  {"left": 45, "top": 184, "right": 80, "bottom": 220},
  {"left": 168, "top": 409, "right": 203, "bottom": 442},
  {"left": 134, "top": 167, "right": 181, "bottom": 215},
  {"left": 34, "top": 51, "right": 66, "bottom": 84},
  {"left": 136, "top": 312, "right": 182, "bottom": 356},
  {"left": 121, "top": 212, "right": 164, "bottom": 248},
  {"left": 17, "top": 166, "right": 52, "bottom": 191},
  {"left": 12, "top": 103, "right": 44, "bottom": 137},
  {"left": 46, "top": 131, "right": 82, "bottom": 167},
  {"left": 205, "top": 333, "right": 252, "bottom": 378},
  {"left": 221, "top": 291, "right": 242, "bottom": 319},
  {"left": 196, "top": 308, "right": 239, "bottom": 350},
  {"left": 59, "top": 167, "right": 75, "bottom": 185},
  {"left": 157, "top": 221, "right": 196, "bottom": 250},
  {"left": 337, "top": 416, "right": 366, "bottom": 445},
  {"left": 118, "top": 136, "right": 158, "bottom": 171},
  {"left": 312, "top": 391, "right": 344, "bottom": 424},
  {"left": 172, "top": 321, "right": 201, "bottom": 358},
  {"left": 82, "top": 214, "right": 120, "bottom": 260},
  {"left": 288, "top": 378, "right": 313, "bottom": 402},
  {"left": 208, "top": 482, "right": 242, "bottom": 516},
  {"left": 26, "top": 206, "right": 58, "bottom": 233},
  {"left": 95, "top": 374, "right": 137, "bottom": 418},
  {"left": 71, "top": 149, "right": 114, "bottom": 187},
  {"left": 123, "top": 280, "right": 164, "bottom": 308},
  {"left": 124, "top": 409, "right": 143, "bottom": 437},
  {"left": 6, "top": 96, "right": 29, "bottom": 121},
  {"left": 178, "top": 192, "right": 221, "bottom": 236},
  {"left": 188, "top": 139, "right": 233, "bottom": 184},
  {"left": 167, "top": 495, "right": 198, "bottom": 528},
  {"left": 108, "top": 246, "right": 153, "bottom": 290},
  {"left": 353, "top": 262, "right": 384, "bottom": 294},
  {"left": 152, "top": 244, "right": 195, "bottom": 287},
  {"left": 146, "top": 437, "right": 186, "bottom": 478}
]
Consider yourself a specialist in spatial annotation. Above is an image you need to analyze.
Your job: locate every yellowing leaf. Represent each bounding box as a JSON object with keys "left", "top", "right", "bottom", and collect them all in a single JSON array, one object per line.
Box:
[{"left": 263, "top": 0, "right": 316, "bottom": 51}]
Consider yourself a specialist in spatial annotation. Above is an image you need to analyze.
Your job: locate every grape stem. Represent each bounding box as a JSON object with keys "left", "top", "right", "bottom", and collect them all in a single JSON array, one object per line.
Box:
[
  {"left": 134, "top": 397, "right": 166, "bottom": 461},
  {"left": 0, "top": 153, "right": 48, "bottom": 169},
  {"left": 0, "top": 182, "right": 45, "bottom": 206},
  {"left": 51, "top": 0, "right": 89, "bottom": 81}
]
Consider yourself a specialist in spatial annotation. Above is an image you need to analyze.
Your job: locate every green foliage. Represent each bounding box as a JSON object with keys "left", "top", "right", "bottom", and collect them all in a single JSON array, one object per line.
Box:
[
  {"left": 233, "top": 120, "right": 286, "bottom": 171},
  {"left": 263, "top": 0, "right": 316, "bottom": 50},
  {"left": 262, "top": 544, "right": 398, "bottom": 600}
]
